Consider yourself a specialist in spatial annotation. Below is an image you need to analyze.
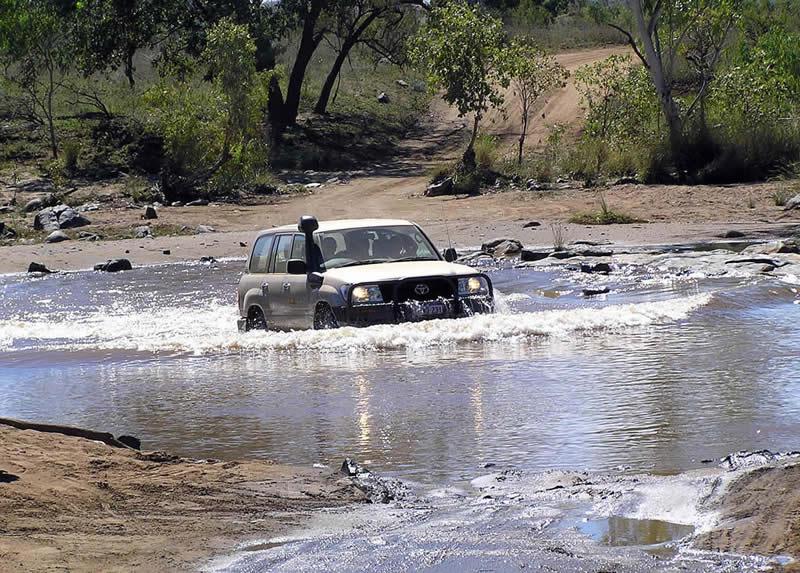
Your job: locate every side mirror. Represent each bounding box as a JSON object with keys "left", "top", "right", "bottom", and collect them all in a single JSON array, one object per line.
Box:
[
  {"left": 443, "top": 247, "right": 458, "bottom": 262},
  {"left": 287, "top": 259, "right": 307, "bottom": 275}
]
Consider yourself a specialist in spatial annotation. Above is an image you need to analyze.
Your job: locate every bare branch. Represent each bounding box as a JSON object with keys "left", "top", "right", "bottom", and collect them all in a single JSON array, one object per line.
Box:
[{"left": 607, "top": 23, "right": 649, "bottom": 67}]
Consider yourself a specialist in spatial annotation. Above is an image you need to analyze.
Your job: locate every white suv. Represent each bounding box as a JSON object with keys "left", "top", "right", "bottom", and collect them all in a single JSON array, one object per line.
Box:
[{"left": 237, "top": 216, "right": 494, "bottom": 331}]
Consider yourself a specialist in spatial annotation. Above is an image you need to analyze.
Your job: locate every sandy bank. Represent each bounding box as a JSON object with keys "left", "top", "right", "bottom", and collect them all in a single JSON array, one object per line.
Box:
[
  {"left": 0, "top": 426, "right": 365, "bottom": 572},
  {"left": 697, "top": 462, "right": 800, "bottom": 566}
]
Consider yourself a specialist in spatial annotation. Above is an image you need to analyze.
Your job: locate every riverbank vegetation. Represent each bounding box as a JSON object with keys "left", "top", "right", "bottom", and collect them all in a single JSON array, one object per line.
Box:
[{"left": 1, "top": 0, "right": 799, "bottom": 209}]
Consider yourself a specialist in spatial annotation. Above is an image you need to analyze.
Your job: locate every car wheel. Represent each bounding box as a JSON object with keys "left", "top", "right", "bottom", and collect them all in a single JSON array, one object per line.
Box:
[
  {"left": 314, "top": 304, "right": 339, "bottom": 330},
  {"left": 247, "top": 307, "right": 267, "bottom": 331}
]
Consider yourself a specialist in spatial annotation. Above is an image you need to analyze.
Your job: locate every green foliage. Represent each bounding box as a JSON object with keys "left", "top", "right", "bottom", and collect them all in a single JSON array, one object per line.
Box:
[
  {"left": 474, "top": 134, "right": 499, "bottom": 170},
  {"left": 570, "top": 193, "right": 640, "bottom": 225},
  {"left": 409, "top": 3, "right": 509, "bottom": 154}
]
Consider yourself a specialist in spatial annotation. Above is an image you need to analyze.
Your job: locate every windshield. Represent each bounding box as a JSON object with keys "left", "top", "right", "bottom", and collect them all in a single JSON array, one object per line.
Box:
[{"left": 315, "top": 225, "right": 440, "bottom": 270}]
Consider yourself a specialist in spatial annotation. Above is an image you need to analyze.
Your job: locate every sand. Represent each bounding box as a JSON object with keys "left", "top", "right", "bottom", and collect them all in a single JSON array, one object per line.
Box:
[{"left": 0, "top": 426, "right": 365, "bottom": 572}]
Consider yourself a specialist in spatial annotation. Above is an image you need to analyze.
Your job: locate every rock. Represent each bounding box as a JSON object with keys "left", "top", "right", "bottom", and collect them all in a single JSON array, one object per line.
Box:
[
  {"left": 162, "top": 249, "right": 171, "bottom": 255},
  {"left": 0, "top": 470, "right": 19, "bottom": 483},
  {"left": 726, "top": 257, "right": 783, "bottom": 266},
  {"left": 186, "top": 199, "right": 209, "bottom": 207},
  {"left": 0, "top": 205, "right": 14, "bottom": 213},
  {"left": 425, "top": 177, "right": 454, "bottom": 197},
  {"left": 0, "top": 221, "right": 15, "bottom": 238},
  {"left": 442, "top": 247, "right": 458, "bottom": 262},
  {"left": 196, "top": 225, "right": 215, "bottom": 234},
  {"left": 411, "top": 80, "right": 426, "bottom": 92},
  {"left": 143, "top": 205, "right": 158, "bottom": 220},
  {"left": 520, "top": 249, "right": 549, "bottom": 262},
  {"left": 583, "top": 287, "right": 610, "bottom": 297},
  {"left": 27, "top": 262, "right": 53, "bottom": 274},
  {"left": 783, "top": 194, "right": 800, "bottom": 211},
  {"left": 45, "top": 230, "right": 70, "bottom": 243},
  {"left": 522, "top": 221, "right": 541, "bottom": 228},
  {"left": 578, "top": 249, "right": 613, "bottom": 257},
  {"left": 171, "top": 201, "right": 184, "bottom": 207},
  {"left": 720, "top": 230, "right": 746, "bottom": 239},
  {"left": 761, "top": 264, "right": 776, "bottom": 273},
  {"left": 573, "top": 240, "right": 603, "bottom": 246},
  {"left": 305, "top": 182, "right": 322, "bottom": 189},
  {"left": 377, "top": 92, "right": 390, "bottom": 104},
  {"left": 33, "top": 206, "right": 60, "bottom": 232},
  {"left": 395, "top": 79, "right": 409, "bottom": 88},
  {"left": 94, "top": 259, "right": 133, "bottom": 272},
  {"left": 78, "top": 231, "right": 100, "bottom": 241},
  {"left": 743, "top": 239, "right": 800, "bottom": 255},
  {"left": 239, "top": 241, "right": 247, "bottom": 248},
  {"left": 526, "top": 179, "right": 546, "bottom": 191},
  {"left": 482, "top": 238, "right": 523, "bottom": 257},
  {"left": 549, "top": 250, "right": 577, "bottom": 259},
  {"left": 340, "top": 458, "right": 359, "bottom": 477},
  {"left": 200, "top": 256, "right": 217, "bottom": 264},
  {"left": 134, "top": 225, "right": 151, "bottom": 239},
  {"left": 117, "top": 435, "right": 141, "bottom": 450},
  {"left": 23, "top": 194, "right": 55, "bottom": 213},
  {"left": 77, "top": 202, "right": 100, "bottom": 212},
  {"left": 581, "top": 262, "right": 612, "bottom": 274},
  {"left": 34, "top": 204, "right": 91, "bottom": 231}
]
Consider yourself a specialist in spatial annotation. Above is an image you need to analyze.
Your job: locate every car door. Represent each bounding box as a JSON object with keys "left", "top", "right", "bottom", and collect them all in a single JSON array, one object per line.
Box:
[
  {"left": 268, "top": 233, "right": 296, "bottom": 329},
  {"left": 240, "top": 234, "right": 274, "bottom": 322},
  {"left": 284, "top": 234, "right": 313, "bottom": 329}
]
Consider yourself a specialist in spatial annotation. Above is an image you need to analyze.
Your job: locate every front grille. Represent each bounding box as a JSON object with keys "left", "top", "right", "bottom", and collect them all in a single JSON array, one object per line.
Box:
[{"left": 395, "top": 278, "right": 455, "bottom": 303}]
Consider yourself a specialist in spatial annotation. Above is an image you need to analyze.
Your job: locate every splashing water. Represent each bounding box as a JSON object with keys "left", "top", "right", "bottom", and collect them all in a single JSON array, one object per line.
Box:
[{"left": 0, "top": 294, "right": 712, "bottom": 355}]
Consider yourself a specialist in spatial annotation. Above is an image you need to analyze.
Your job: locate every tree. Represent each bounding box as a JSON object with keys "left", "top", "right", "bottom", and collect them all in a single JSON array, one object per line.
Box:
[
  {"left": 505, "top": 39, "right": 568, "bottom": 164},
  {"left": 0, "top": 0, "right": 71, "bottom": 158},
  {"left": 605, "top": 0, "right": 738, "bottom": 161},
  {"left": 409, "top": 3, "right": 508, "bottom": 168}
]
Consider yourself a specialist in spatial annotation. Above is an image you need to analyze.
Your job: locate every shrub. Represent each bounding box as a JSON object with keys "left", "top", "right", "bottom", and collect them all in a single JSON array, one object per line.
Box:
[
  {"left": 570, "top": 192, "right": 641, "bottom": 225},
  {"left": 61, "top": 141, "right": 80, "bottom": 173},
  {"left": 473, "top": 134, "right": 499, "bottom": 170}
]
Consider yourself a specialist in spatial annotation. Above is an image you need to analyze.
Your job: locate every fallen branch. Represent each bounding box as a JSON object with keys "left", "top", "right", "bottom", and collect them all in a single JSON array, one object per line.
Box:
[{"left": 0, "top": 417, "right": 139, "bottom": 449}]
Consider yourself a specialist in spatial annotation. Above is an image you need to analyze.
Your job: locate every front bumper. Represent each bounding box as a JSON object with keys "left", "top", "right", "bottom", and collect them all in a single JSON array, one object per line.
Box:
[{"left": 334, "top": 296, "right": 494, "bottom": 327}]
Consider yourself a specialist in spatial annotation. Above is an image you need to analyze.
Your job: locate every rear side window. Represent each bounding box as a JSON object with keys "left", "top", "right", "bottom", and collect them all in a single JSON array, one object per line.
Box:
[
  {"left": 249, "top": 235, "right": 273, "bottom": 273},
  {"left": 271, "top": 234, "right": 294, "bottom": 273},
  {"left": 291, "top": 234, "right": 306, "bottom": 261}
]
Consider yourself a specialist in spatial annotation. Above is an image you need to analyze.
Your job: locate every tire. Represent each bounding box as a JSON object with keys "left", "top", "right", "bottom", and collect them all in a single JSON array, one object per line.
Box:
[
  {"left": 314, "top": 304, "right": 340, "bottom": 330},
  {"left": 246, "top": 307, "right": 267, "bottom": 331}
]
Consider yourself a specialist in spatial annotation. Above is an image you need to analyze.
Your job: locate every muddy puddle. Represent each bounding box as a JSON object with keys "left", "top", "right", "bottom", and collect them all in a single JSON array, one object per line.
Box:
[{"left": 1, "top": 245, "right": 799, "bottom": 570}]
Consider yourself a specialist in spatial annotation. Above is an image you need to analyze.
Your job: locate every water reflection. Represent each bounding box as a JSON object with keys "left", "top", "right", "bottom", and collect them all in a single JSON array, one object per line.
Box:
[{"left": 1, "top": 260, "right": 799, "bottom": 483}]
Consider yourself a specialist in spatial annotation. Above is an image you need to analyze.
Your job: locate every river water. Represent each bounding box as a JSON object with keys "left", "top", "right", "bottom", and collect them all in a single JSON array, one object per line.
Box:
[
  {"left": 2, "top": 250, "right": 799, "bottom": 486},
  {"left": 3, "top": 249, "right": 800, "bottom": 570}
]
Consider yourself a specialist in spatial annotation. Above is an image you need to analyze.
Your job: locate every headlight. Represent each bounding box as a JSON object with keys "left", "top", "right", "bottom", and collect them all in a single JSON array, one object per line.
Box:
[
  {"left": 351, "top": 285, "right": 383, "bottom": 304},
  {"left": 458, "top": 276, "right": 489, "bottom": 296}
]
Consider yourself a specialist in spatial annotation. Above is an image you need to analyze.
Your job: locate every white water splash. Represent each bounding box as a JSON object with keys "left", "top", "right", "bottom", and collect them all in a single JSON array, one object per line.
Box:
[{"left": 0, "top": 294, "right": 712, "bottom": 355}]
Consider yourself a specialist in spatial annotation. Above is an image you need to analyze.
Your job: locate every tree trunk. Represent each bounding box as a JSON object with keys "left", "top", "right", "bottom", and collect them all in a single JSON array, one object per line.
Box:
[
  {"left": 46, "top": 61, "right": 58, "bottom": 159},
  {"left": 314, "top": 11, "right": 381, "bottom": 115},
  {"left": 629, "top": 0, "right": 683, "bottom": 158},
  {"left": 463, "top": 114, "right": 480, "bottom": 170},
  {"left": 281, "top": 0, "right": 325, "bottom": 127},
  {"left": 518, "top": 113, "right": 528, "bottom": 165},
  {"left": 314, "top": 42, "right": 353, "bottom": 115}
]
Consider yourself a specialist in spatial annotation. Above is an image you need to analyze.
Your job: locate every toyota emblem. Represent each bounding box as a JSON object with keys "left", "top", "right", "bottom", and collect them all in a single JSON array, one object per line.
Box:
[{"left": 414, "top": 283, "right": 430, "bottom": 295}]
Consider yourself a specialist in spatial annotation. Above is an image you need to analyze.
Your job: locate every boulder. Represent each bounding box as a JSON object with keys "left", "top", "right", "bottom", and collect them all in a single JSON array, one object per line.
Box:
[
  {"left": 482, "top": 238, "right": 523, "bottom": 257},
  {"left": 117, "top": 435, "right": 141, "bottom": 450},
  {"left": 520, "top": 249, "right": 549, "bottom": 262},
  {"left": 134, "top": 225, "right": 151, "bottom": 239},
  {"left": 186, "top": 198, "right": 209, "bottom": 207},
  {"left": 34, "top": 204, "right": 90, "bottom": 232},
  {"left": 143, "top": 205, "right": 158, "bottom": 220},
  {"left": 583, "top": 287, "right": 610, "bottom": 297},
  {"left": 743, "top": 239, "right": 800, "bottom": 255},
  {"left": 171, "top": 201, "right": 184, "bottom": 207},
  {"left": 27, "top": 262, "right": 53, "bottom": 273},
  {"left": 45, "top": 230, "right": 70, "bottom": 243},
  {"left": 522, "top": 221, "right": 541, "bottom": 228},
  {"left": 425, "top": 177, "right": 454, "bottom": 197},
  {"left": 783, "top": 194, "right": 800, "bottom": 211},
  {"left": 78, "top": 231, "right": 100, "bottom": 241},
  {"left": 395, "top": 79, "right": 409, "bottom": 88},
  {"left": 720, "top": 230, "right": 746, "bottom": 239},
  {"left": 377, "top": 92, "right": 390, "bottom": 104},
  {"left": 94, "top": 259, "right": 133, "bottom": 272},
  {"left": 23, "top": 193, "right": 56, "bottom": 213},
  {"left": 581, "top": 262, "right": 612, "bottom": 274},
  {"left": 578, "top": 249, "right": 613, "bottom": 257},
  {"left": 196, "top": 225, "right": 216, "bottom": 234}
]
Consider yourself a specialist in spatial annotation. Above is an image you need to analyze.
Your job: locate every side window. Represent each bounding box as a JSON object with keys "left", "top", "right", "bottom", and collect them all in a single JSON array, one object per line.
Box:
[
  {"left": 290, "top": 234, "right": 306, "bottom": 261},
  {"left": 248, "top": 235, "right": 273, "bottom": 273},
  {"left": 271, "top": 234, "right": 294, "bottom": 274}
]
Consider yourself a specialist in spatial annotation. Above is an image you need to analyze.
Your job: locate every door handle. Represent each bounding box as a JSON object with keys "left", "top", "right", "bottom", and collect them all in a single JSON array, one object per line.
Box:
[
  {"left": 261, "top": 282, "right": 269, "bottom": 296},
  {"left": 282, "top": 282, "right": 291, "bottom": 292}
]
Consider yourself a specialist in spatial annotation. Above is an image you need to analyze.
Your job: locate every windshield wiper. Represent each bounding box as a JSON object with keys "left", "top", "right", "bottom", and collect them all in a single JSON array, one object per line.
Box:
[
  {"left": 393, "top": 257, "right": 438, "bottom": 262},
  {"left": 334, "top": 259, "right": 390, "bottom": 268}
]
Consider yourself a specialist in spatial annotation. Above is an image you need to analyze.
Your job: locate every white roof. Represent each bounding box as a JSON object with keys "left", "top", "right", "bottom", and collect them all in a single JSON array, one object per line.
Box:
[{"left": 262, "top": 218, "right": 416, "bottom": 234}]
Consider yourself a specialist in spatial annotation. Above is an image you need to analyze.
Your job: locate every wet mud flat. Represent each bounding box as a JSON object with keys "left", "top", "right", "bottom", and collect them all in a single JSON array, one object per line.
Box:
[{"left": 0, "top": 426, "right": 365, "bottom": 572}]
